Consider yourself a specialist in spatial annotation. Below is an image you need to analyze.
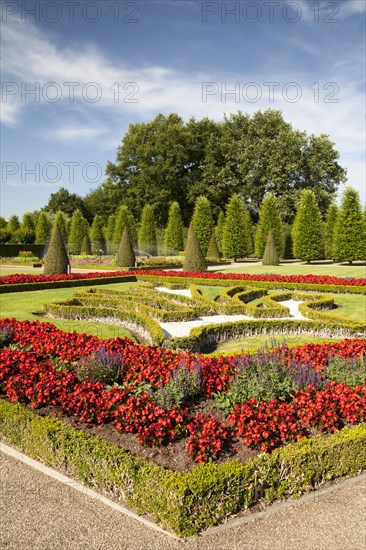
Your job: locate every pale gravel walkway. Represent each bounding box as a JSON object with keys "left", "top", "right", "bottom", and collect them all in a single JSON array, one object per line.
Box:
[
  {"left": 156, "top": 288, "right": 307, "bottom": 338},
  {"left": 1, "top": 452, "right": 365, "bottom": 550}
]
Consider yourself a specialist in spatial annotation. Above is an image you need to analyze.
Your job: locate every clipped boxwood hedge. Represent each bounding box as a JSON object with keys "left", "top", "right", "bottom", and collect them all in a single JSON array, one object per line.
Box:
[
  {"left": 167, "top": 318, "right": 366, "bottom": 352},
  {"left": 0, "top": 399, "right": 365, "bottom": 537}
]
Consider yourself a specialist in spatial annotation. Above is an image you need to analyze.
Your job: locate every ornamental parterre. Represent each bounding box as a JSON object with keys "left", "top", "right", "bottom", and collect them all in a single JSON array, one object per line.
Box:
[{"left": 0, "top": 318, "right": 365, "bottom": 464}]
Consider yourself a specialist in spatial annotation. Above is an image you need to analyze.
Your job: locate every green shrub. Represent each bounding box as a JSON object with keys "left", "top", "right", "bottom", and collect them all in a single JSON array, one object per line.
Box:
[
  {"left": 115, "top": 227, "right": 136, "bottom": 268},
  {"left": 43, "top": 222, "right": 70, "bottom": 275},
  {"left": 206, "top": 231, "right": 221, "bottom": 261},
  {"left": 191, "top": 196, "right": 214, "bottom": 257},
  {"left": 138, "top": 205, "right": 157, "bottom": 256},
  {"left": 183, "top": 224, "right": 207, "bottom": 272},
  {"left": 80, "top": 233, "right": 92, "bottom": 255},
  {"left": 0, "top": 400, "right": 365, "bottom": 536},
  {"left": 262, "top": 229, "right": 279, "bottom": 266}
]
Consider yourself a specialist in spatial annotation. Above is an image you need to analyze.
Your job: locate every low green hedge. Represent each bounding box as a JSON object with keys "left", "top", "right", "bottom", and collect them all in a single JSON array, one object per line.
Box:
[
  {"left": 0, "top": 400, "right": 365, "bottom": 537},
  {"left": 167, "top": 318, "right": 365, "bottom": 352},
  {"left": 44, "top": 301, "right": 165, "bottom": 345},
  {"left": 137, "top": 275, "right": 366, "bottom": 295}
]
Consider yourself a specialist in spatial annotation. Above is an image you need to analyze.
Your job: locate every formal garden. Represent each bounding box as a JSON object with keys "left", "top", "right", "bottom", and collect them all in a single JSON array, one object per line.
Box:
[
  {"left": 1, "top": 264, "right": 365, "bottom": 536},
  {"left": 1, "top": 112, "right": 366, "bottom": 537}
]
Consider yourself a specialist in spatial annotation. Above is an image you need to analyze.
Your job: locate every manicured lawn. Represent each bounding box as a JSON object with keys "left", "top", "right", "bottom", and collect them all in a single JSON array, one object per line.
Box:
[
  {"left": 331, "top": 294, "right": 366, "bottom": 322},
  {"left": 214, "top": 333, "right": 340, "bottom": 355},
  {"left": 214, "top": 261, "right": 366, "bottom": 278},
  {"left": 0, "top": 282, "right": 139, "bottom": 340}
]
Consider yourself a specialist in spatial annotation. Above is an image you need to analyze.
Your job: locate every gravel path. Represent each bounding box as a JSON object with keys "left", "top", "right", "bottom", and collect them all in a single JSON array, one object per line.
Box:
[
  {"left": 1, "top": 450, "right": 365, "bottom": 550},
  {"left": 156, "top": 288, "right": 308, "bottom": 338}
]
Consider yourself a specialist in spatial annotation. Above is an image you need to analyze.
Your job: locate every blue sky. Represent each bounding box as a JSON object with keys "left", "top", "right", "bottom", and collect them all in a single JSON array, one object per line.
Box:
[{"left": 1, "top": 0, "right": 365, "bottom": 219}]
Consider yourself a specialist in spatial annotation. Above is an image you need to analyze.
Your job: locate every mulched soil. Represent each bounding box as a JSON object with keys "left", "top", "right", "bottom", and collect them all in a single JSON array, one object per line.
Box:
[{"left": 22, "top": 398, "right": 260, "bottom": 472}]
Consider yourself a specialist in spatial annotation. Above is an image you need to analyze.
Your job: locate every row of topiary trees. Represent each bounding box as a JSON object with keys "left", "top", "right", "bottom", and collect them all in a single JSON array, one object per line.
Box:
[{"left": 4, "top": 186, "right": 366, "bottom": 265}]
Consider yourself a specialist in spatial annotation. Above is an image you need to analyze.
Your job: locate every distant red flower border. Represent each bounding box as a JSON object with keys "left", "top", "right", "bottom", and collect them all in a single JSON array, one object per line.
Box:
[{"left": 0, "top": 269, "right": 365, "bottom": 287}]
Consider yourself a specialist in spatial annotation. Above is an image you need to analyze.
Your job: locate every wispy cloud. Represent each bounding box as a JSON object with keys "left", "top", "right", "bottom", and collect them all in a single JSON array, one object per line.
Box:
[{"left": 1, "top": 15, "right": 364, "bottom": 201}]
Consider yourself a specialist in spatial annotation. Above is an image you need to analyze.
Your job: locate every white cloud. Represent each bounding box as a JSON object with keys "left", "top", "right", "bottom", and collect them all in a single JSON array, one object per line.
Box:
[
  {"left": 45, "top": 125, "right": 110, "bottom": 144},
  {"left": 1, "top": 15, "right": 365, "bottom": 201}
]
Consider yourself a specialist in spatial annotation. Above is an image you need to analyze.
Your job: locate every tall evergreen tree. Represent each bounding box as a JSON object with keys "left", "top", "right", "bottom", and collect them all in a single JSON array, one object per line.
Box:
[
  {"left": 138, "top": 204, "right": 157, "bottom": 256},
  {"left": 333, "top": 187, "right": 366, "bottom": 264},
  {"left": 324, "top": 203, "right": 338, "bottom": 260},
  {"left": 215, "top": 210, "right": 226, "bottom": 254},
  {"left": 90, "top": 214, "right": 106, "bottom": 254},
  {"left": 6, "top": 215, "right": 20, "bottom": 235},
  {"left": 243, "top": 210, "right": 254, "bottom": 256},
  {"left": 53, "top": 211, "right": 68, "bottom": 244},
  {"left": 115, "top": 227, "right": 136, "bottom": 267},
  {"left": 191, "top": 196, "right": 214, "bottom": 257},
  {"left": 44, "top": 220, "right": 69, "bottom": 275},
  {"left": 80, "top": 232, "right": 92, "bottom": 255},
  {"left": 183, "top": 224, "right": 207, "bottom": 272},
  {"left": 68, "top": 209, "right": 89, "bottom": 255},
  {"left": 113, "top": 205, "right": 137, "bottom": 245},
  {"left": 255, "top": 193, "right": 284, "bottom": 258},
  {"left": 35, "top": 212, "right": 51, "bottom": 244},
  {"left": 222, "top": 194, "right": 248, "bottom": 261},
  {"left": 292, "top": 189, "right": 324, "bottom": 262},
  {"left": 165, "top": 201, "right": 184, "bottom": 255},
  {"left": 0, "top": 217, "right": 6, "bottom": 229}
]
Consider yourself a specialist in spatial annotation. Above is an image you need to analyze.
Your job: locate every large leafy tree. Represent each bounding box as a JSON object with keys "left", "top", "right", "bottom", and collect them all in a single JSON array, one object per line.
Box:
[
  {"left": 222, "top": 194, "right": 249, "bottom": 261},
  {"left": 138, "top": 204, "right": 157, "bottom": 256},
  {"left": 255, "top": 193, "right": 284, "bottom": 258},
  {"left": 106, "top": 113, "right": 188, "bottom": 226},
  {"left": 201, "top": 110, "right": 346, "bottom": 223},
  {"left": 44, "top": 187, "right": 91, "bottom": 221},
  {"left": 165, "top": 201, "right": 184, "bottom": 255},
  {"left": 333, "top": 187, "right": 366, "bottom": 264},
  {"left": 292, "top": 190, "right": 324, "bottom": 262},
  {"left": 191, "top": 196, "right": 214, "bottom": 257}
]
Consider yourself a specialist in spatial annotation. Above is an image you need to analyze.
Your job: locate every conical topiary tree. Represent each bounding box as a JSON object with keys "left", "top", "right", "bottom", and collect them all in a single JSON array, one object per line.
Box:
[
  {"left": 222, "top": 194, "right": 249, "bottom": 261},
  {"left": 68, "top": 209, "right": 89, "bottom": 255},
  {"left": 333, "top": 187, "right": 366, "bottom": 264},
  {"left": 215, "top": 210, "right": 225, "bottom": 254},
  {"left": 115, "top": 227, "right": 136, "bottom": 267},
  {"left": 183, "top": 223, "right": 207, "bottom": 272},
  {"left": 191, "top": 196, "right": 214, "bottom": 257},
  {"left": 80, "top": 233, "right": 92, "bottom": 255},
  {"left": 324, "top": 203, "right": 338, "bottom": 260},
  {"left": 43, "top": 221, "right": 69, "bottom": 275},
  {"left": 206, "top": 231, "right": 221, "bottom": 262},
  {"left": 35, "top": 212, "right": 51, "bottom": 245},
  {"left": 292, "top": 189, "right": 324, "bottom": 263},
  {"left": 262, "top": 229, "right": 279, "bottom": 265},
  {"left": 165, "top": 201, "right": 184, "bottom": 255},
  {"left": 90, "top": 214, "right": 106, "bottom": 254},
  {"left": 255, "top": 193, "right": 284, "bottom": 258},
  {"left": 138, "top": 204, "right": 157, "bottom": 256}
]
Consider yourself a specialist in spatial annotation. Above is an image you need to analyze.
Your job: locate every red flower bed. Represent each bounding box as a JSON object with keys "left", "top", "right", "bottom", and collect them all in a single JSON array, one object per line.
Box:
[
  {"left": 1, "top": 318, "right": 365, "bottom": 463},
  {"left": 1, "top": 269, "right": 365, "bottom": 287}
]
